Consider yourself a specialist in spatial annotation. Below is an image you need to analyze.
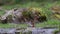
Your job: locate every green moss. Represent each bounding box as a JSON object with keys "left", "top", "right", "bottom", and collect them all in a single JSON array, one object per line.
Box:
[{"left": 54, "top": 30, "right": 60, "bottom": 34}]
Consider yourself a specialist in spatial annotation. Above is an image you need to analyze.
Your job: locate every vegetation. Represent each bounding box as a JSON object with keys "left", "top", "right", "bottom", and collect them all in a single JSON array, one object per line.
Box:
[{"left": 0, "top": 0, "right": 60, "bottom": 29}]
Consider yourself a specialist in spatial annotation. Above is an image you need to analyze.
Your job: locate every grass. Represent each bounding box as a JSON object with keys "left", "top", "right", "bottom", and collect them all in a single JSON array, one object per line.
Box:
[
  {"left": 0, "top": 1, "right": 60, "bottom": 28},
  {"left": 0, "top": 23, "right": 28, "bottom": 28},
  {"left": 0, "top": 19, "right": 59, "bottom": 28},
  {"left": 35, "top": 19, "right": 60, "bottom": 28}
]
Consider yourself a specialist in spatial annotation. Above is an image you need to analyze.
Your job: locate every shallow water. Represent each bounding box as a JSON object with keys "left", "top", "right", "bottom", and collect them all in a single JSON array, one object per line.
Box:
[
  {"left": 0, "top": 28, "right": 16, "bottom": 34},
  {"left": 0, "top": 27, "right": 59, "bottom": 34},
  {"left": 32, "top": 27, "right": 58, "bottom": 34}
]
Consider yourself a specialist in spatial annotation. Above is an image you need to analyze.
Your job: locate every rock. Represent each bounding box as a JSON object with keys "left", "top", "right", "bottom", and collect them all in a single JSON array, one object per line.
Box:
[{"left": 0, "top": 8, "right": 47, "bottom": 24}]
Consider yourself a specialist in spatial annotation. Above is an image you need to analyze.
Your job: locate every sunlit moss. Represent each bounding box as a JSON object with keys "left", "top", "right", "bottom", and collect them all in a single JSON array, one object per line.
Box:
[{"left": 54, "top": 14, "right": 60, "bottom": 19}]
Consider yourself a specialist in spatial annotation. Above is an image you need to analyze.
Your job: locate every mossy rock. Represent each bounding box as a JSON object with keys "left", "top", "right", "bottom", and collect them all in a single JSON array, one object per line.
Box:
[
  {"left": 54, "top": 30, "right": 60, "bottom": 34},
  {"left": 53, "top": 14, "right": 60, "bottom": 19}
]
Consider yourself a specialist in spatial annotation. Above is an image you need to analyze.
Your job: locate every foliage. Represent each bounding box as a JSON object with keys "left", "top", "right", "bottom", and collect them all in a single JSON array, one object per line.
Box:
[{"left": 0, "top": 0, "right": 60, "bottom": 5}]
